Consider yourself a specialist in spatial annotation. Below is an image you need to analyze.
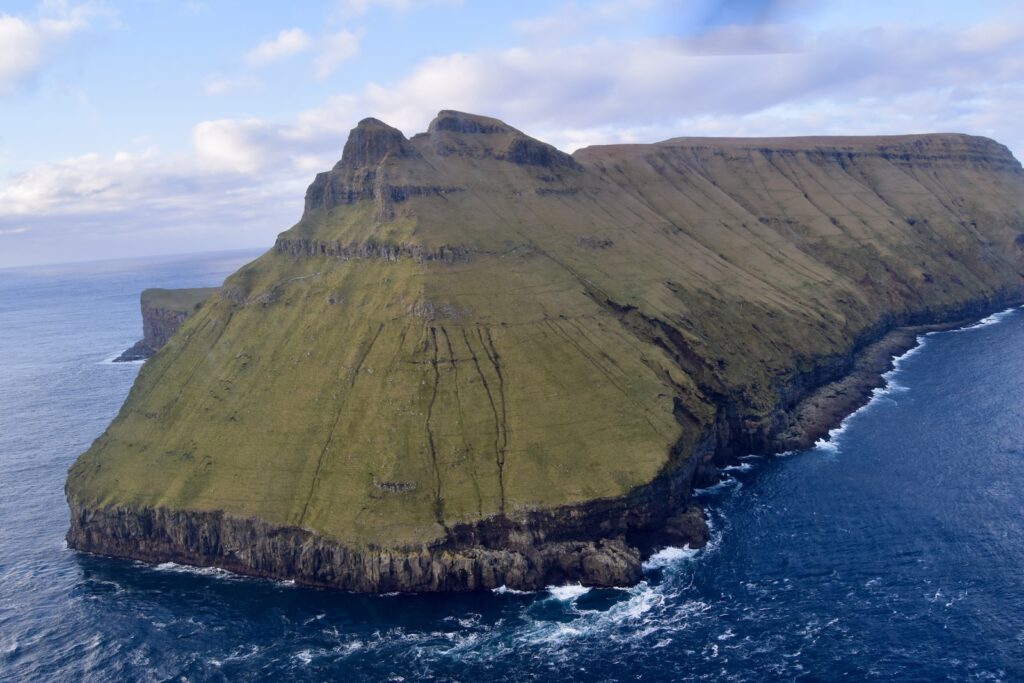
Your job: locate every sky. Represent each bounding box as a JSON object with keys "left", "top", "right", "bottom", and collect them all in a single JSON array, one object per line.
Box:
[{"left": 0, "top": 0, "right": 1022, "bottom": 268}]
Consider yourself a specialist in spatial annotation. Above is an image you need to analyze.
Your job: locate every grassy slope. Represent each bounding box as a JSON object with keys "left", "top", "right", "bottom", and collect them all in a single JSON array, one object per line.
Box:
[
  {"left": 141, "top": 287, "right": 218, "bottom": 313},
  {"left": 67, "top": 117, "right": 1024, "bottom": 548}
]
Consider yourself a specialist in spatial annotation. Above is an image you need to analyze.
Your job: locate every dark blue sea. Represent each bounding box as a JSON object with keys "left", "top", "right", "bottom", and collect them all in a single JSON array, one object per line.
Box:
[{"left": 2, "top": 251, "right": 1024, "bottom": 682}]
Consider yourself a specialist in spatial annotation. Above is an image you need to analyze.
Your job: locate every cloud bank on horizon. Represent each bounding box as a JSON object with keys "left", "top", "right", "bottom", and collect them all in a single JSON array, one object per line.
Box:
[{"left": 0, "top": 0, "right": 1022, "bottom": 268}]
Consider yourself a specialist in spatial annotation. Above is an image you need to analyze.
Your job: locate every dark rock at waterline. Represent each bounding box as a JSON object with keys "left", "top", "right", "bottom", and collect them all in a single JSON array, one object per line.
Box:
[
  {"left": 113, "top": 340, "right": 155, "bottom": 362},
  {"left": 664, "top": 506, "right": 710, "bottom": 550}
]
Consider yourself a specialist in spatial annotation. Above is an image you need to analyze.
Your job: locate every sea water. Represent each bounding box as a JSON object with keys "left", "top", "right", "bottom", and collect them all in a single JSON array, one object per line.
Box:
[{"left": 2, "top": 251, "right": 1024, "bottom": 681}]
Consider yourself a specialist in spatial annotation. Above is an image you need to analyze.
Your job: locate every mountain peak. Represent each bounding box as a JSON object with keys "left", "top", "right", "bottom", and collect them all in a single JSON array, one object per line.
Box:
[
  {"left": 427, "top": 110, "right": 517, "bottom": 135},
  {"left": 424, "top": 110, "right": 581, "bottom": 170},
  {"left": 337, "top": 117, "right": 419, "bottom": 171}
]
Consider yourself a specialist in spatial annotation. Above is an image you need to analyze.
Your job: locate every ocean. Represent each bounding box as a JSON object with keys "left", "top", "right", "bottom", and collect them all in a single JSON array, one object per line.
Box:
[{"left": 2, "top": 250, "right": 1023, "bottom": 681}]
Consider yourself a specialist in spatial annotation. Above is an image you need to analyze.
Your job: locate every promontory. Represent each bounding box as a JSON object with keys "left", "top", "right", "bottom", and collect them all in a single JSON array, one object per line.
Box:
[{"left": 66, "top": 111, "right": 1024, "bottom": 591}]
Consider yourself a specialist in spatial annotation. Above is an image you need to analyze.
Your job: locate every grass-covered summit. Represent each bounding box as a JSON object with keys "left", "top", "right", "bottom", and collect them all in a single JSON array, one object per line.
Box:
[{"left": 67, "top": 111, "right": 1024, "bottom": 591}]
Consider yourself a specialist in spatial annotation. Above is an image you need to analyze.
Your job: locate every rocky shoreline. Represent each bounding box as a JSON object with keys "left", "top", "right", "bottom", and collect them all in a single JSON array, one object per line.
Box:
[{"left": 67, "top": 296, "right": 1021, "bottom": 592}]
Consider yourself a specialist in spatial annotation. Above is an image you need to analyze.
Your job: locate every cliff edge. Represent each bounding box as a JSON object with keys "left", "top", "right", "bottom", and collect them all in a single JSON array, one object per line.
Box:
[
  {"left": 67, "top": 112, "right": 1024, "bottom": 591},
  {"left": 114, "top": 288, "right": 217, "bottom": 362}
]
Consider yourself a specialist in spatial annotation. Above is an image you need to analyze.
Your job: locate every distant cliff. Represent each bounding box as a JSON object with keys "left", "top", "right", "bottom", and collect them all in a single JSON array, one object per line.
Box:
[
  {"left": 114, "top": 288, "right": 217, "bottom": 362},
  {"left": 69, "top": 111, "right": 1024, "bottom": 592}
]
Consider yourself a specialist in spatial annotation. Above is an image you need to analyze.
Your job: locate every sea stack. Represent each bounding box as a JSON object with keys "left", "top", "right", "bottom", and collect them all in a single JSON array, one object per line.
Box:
[{"left": 66, "top": 111, "right": 1024, "bottom": 591}]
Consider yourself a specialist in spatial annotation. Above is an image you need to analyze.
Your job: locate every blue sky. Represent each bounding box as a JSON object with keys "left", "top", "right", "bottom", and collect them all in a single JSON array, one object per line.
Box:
[{"left": 0, "top": 0, "right": 1021, "bottom": 268}]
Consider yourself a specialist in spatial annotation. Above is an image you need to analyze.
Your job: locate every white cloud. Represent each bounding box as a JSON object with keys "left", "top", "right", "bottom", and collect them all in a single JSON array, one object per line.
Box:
[
  {"left": 514, "top": 0, "right": 660, "bottom": 39},
  {"left": 192, "top": 119, "right": 278, "bottom": 173},
  {"left": 0, "top": 145, "right": 304, "bottom": 264},
  {"left": 202, "top": 73, "right": 260, "bottom": 95},
  {"left": 0, "top": 150, "right": 162, "bottom": 216},
  {"left": 244, "top": 28, "right": 311, "bottom": 67},
  {"left": 314, "top": 29, "right": 362, "bottom": 79},
  {"left": 0, "top": 16, "right": 45, "bottom": 94},
  {"left": 3, "top": 11, "right": 1023, "bottom": 268},
  {"left": 335, "top": 0, "right": 462, "bottom": 17},
  {"left": 0, "top": 2, "right": 96, "bottom": 95},
  {"left": 293, "top": 21, "right": 1018, "bottom": 157}
]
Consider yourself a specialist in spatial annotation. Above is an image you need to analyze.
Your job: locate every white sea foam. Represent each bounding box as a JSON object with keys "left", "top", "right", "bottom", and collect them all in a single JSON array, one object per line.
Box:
[
  {"left": 152, "top": 561, "right": 234, "bottom": 579},
  {"left": 813, "top": 431, "right": 842, "bottom": 453},
  {"left": 807, "top": 308, "right": 1011, "bottom": 456},
  {"left": 812, "top": 307, "right": 1022, "bottom": 457},
  {"left": 547, "top": 583, "right": 591, "bottom": 601},
  {"left": 514, "top": 578, "right": 694, "bottom": 653},
  {"left": 810, "top": 337, "right": 926, "bottom": 454},
  {"left": 492, "top": 585, "right": 533, "bottom": 595},
  {"left": 694, "top": 477, "right": 742, "bottom": 494},
  {"left": 209, "top": 645, "right": 262, "bottom": 668},
  {"left": 721, "top": 462, "right": 753, "bottom": 473},
  {"left": 98, "top": 350, "right": 145, "bottom": 366},
  {"left": 642, "top": 545, "right": 699, "bottom": 570},
  {"left": 953, "top": 306, "right": 1019, "bottom": 332}
]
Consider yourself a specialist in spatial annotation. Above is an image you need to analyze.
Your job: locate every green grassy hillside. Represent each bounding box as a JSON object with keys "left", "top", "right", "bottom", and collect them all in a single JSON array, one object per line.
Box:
[
  {"left": 67, "top": 112, "right": 1024, "bottom": 550},
  {"left": 140, "top": 287, "right": 218, "bottom": 313}
]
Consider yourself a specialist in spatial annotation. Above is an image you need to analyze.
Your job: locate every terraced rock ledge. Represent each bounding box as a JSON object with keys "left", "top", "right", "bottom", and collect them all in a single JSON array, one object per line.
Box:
[{"left": 67, "top": 111, "right": 1024, "bottom": 591}]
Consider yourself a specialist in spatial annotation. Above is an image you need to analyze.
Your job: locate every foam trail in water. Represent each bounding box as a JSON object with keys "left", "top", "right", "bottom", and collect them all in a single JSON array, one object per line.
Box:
[
  {"left": 547, "top": 584, "right": 591, "bottom": 601},
  {"left": 952, "top": 305, "right": 1020, "bottom": 333},
  {"left": 643, "top": 545, "right": 699, "bottom": 571},
  {"left": 813, "top": 334, "right": 932, "bottom": 452},
  {"left": 153, "top": 561, "right": 234, "bottom": 579},
  {"left": 694, "top": 477, "right": 741, "bottom": 494},
  {"left": 811, "top": 307, "right": 1020, "bottom": 453},
  {"left": 98, "top": 351, "right": 145, "bottom": 366}
]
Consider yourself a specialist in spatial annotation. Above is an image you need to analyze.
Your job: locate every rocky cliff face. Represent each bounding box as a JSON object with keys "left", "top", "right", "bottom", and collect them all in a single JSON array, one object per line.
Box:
[
  {"left": 69, "top": 111, "right": 1024, "bottom": 591},
  {"left": 114, "top": 288, "right": 218, "bottom": 362}
]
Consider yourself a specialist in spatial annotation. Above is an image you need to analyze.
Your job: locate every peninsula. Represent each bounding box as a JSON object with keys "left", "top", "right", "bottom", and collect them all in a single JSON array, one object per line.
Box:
[
  {"left": 114, "top": 288, "right": 217, "bottom": 362},
  {"left": 66, "top": 111, "right": 1024, "bottom": 591}
]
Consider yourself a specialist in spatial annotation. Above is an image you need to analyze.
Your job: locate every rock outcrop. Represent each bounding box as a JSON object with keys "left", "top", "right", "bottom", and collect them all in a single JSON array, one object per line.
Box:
[
  {"left": 68, "top": 111, "right": 1024, "bottom": 591},
  {"left": 114, "top": 288, "right": 217, "bottom": 362}
]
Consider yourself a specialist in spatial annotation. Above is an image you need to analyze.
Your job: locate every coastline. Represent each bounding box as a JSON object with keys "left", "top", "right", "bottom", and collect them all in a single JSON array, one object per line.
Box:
[
  {"left": 774, "top": 321, "right": 970, "bottom": 453},
  {"left": 66, "top": 297, "right": 1024, "bottom": 593}
]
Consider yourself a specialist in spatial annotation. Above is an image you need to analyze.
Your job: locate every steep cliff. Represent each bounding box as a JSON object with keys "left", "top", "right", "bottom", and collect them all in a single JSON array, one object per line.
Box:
[
  {"left": 68, "top": 112, "right": 1024, "bottom": 591},
  {"left": 114, "top": 288, "right": 218, "bottom": 362}
]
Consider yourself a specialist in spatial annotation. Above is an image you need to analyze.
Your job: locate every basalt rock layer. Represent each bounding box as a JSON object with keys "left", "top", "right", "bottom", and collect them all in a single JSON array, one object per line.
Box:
[{"left": 68, "top": 111, "right": 1024, "bottom": 591}]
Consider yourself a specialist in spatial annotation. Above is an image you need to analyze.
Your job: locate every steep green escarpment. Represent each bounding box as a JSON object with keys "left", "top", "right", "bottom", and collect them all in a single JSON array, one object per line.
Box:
[{"left": 67, "top": 111, "right": 1024, "bottom": 591}]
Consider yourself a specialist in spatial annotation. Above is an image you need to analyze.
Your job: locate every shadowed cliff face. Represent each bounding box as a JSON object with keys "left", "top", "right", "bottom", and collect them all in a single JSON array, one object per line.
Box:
[{"left": 67, "top": 110, "right": 1024, "bottom": 591}]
